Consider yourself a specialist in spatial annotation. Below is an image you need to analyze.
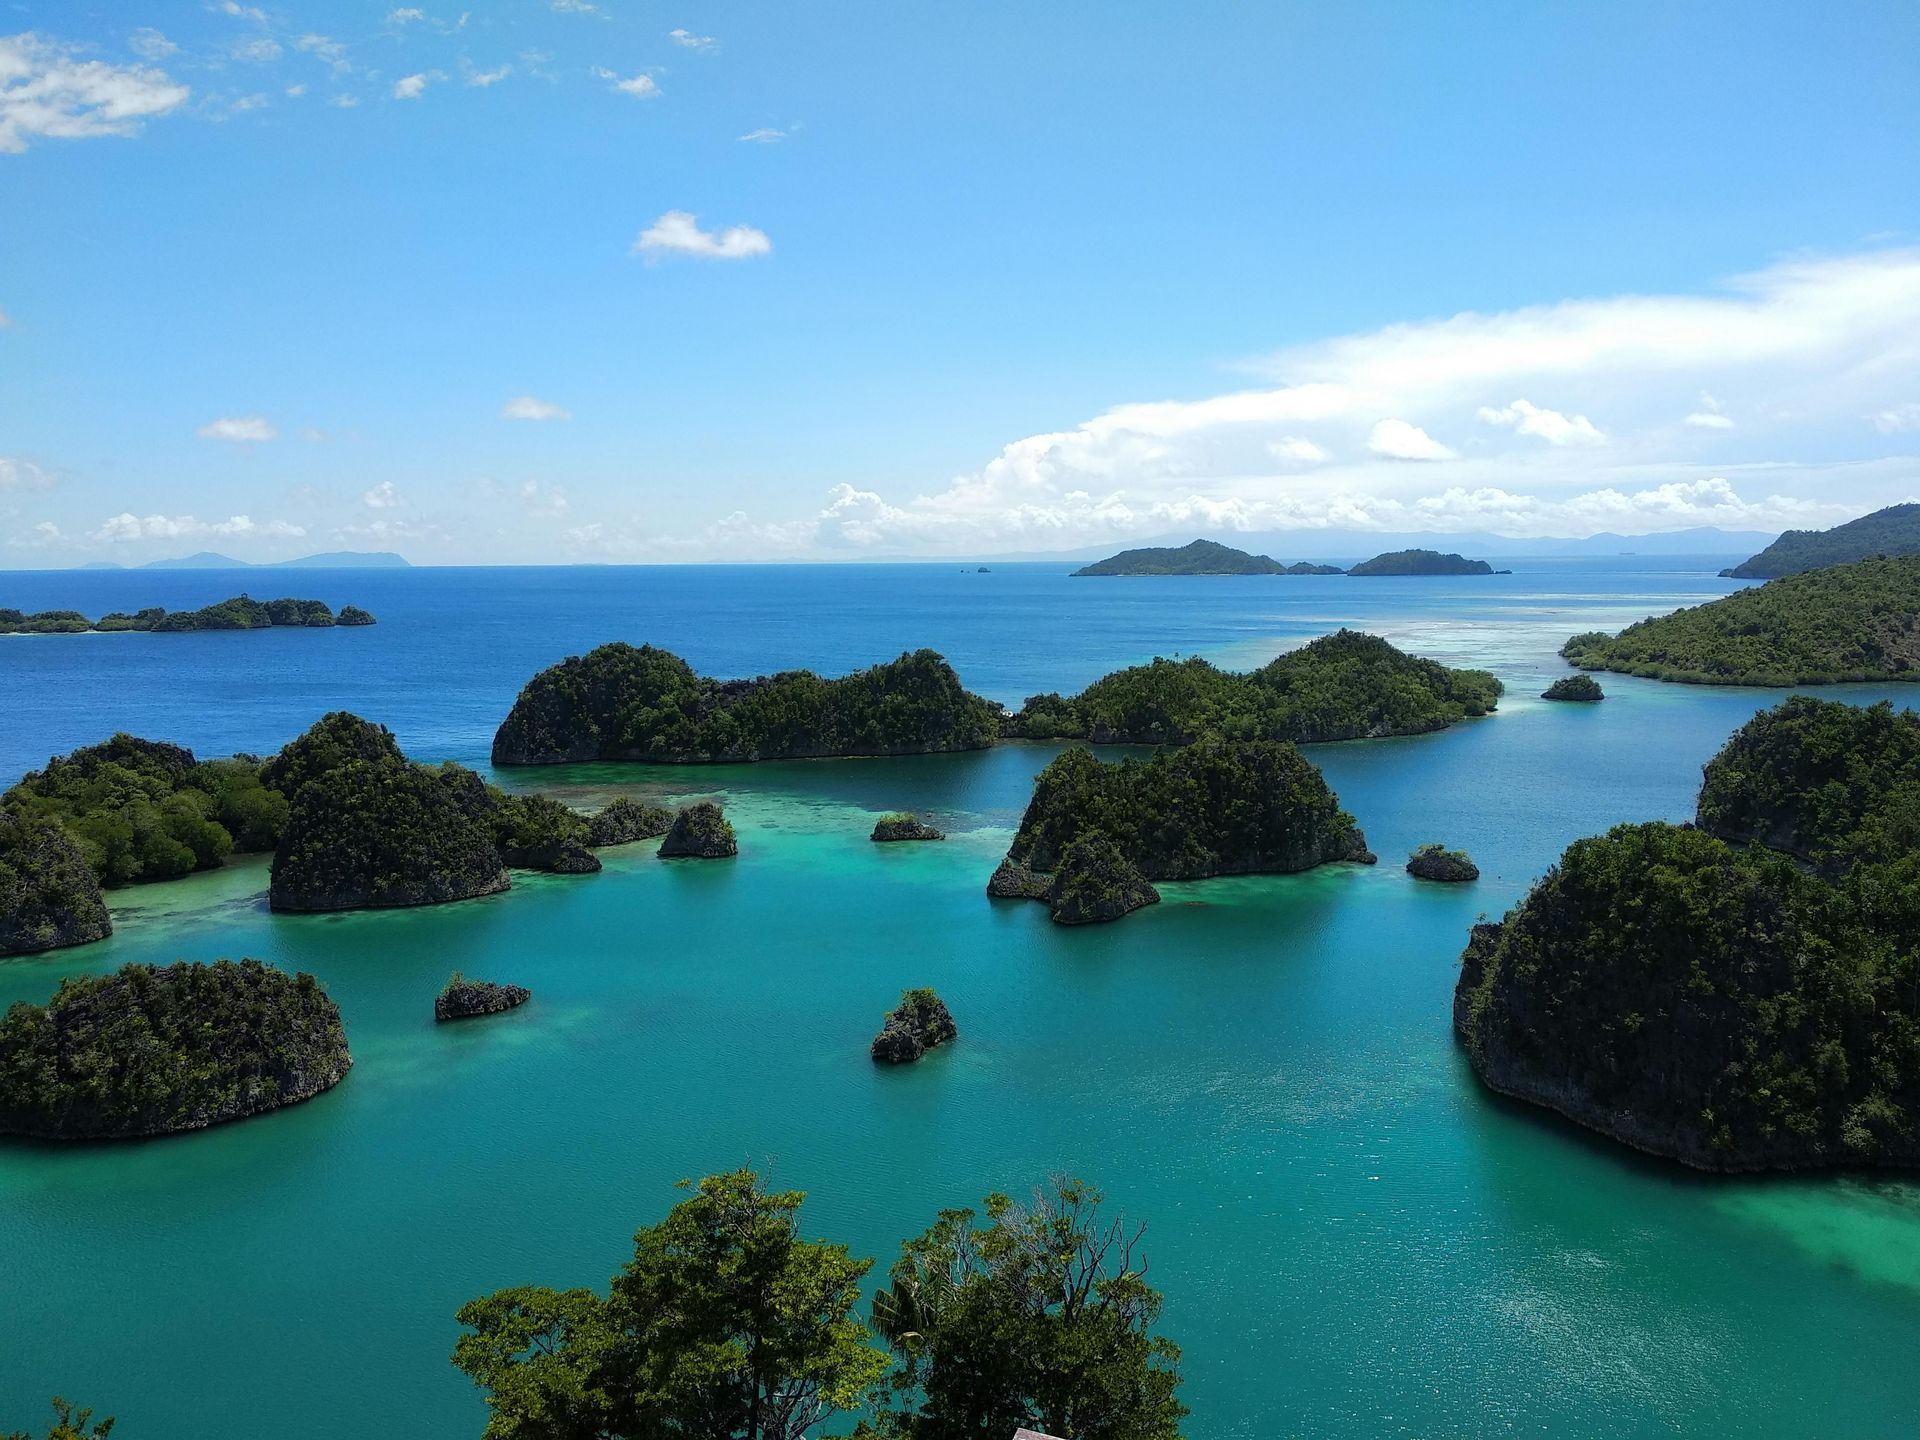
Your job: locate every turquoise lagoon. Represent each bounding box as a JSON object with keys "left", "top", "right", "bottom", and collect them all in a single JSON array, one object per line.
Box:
[{"left": 1, "top": 559, "right": 1917, "bottom": 1438}]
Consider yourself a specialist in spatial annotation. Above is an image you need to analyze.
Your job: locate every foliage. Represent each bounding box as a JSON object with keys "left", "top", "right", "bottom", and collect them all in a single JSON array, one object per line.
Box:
[
  {"left": 1540, "top": 674, "right": 1604, "bottom": 701},
  {"left": 0, "top": 609, "right": 93, "bottom": 634},
  {"left": 1406, "top": 843, "right": 1478, "bottom": 882},
  {"left": 1, "top": 1398, "right": 114, "bottom": 1439},
  {"left": 586, "top": 796, "right": 674, "bottom": 847},
  {"left": 868, "top": 1177, "right": 1186, "bottom": 1440},
  {"left": 1007, "top": 738, "right": 1369, "bottom": 881},
  {"left": 492, "top": 644, "right": 1001, "bottom": 765},
  {"left": 3, "top": 734, "right": 288, "bottom": 886},
  {"left": 337, "top": 605, "right": 377, "bottom": 626},
  {"left": 0, "top": 809, "right": 110, "bottom": 956},
  {"left": 1346, "top": 549, "right": 1492, "bottom": 576},
  {"left": 452, "top": 1169, "right": 888, "bottom": 1440},
  {"left": 259, "top": 711, "right": 405, "bottom": 798},
  {"left": 1049, "top": 833, "right": 1161, "bottom": 924},
  {"left": 1005, "top": 629, "right": 1500, "bottom": 744},
  {"left": 1722, "top": 502, "right": 1920, "bottom": 579},
  {"left": 0, "top": 959, "right": 350, "bottom": 1140},
  {"left": 1696, "top": 697, "right": 1920, "bottom": 876},
  {"left": 1071, "top": 538, "right": 1288, "bottom": 576},
  {"left": 0, "top": 596, "right": 367, "bottom": 633},
  {"left": 1559, "top": 555, "right": 1920, "bottom": 685},
  {"left": 658, "top": 801, "right": 738, "bottom": 858},
  {"left": 873, "top": 988, "right": 958, "bottom": 1061}
]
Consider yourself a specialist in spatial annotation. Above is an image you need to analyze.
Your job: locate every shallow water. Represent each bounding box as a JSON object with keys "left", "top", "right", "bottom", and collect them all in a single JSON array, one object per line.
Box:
[{"left": 2, "top": 557, "right": 1917, "bottom": 1438}]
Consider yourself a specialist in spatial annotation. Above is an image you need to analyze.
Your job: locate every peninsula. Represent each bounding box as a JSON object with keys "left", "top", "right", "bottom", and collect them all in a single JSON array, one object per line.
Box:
[{"left": 1719, "top": 503, "right": 1920, "bottom": 579}]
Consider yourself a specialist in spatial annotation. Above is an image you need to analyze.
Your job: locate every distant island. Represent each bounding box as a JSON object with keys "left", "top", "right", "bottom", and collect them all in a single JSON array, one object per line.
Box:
[
  {"left": 1560, "top": 554, "right": 1920, "bottom": 685},
  {"left": 1347, "top": 549, "right": 1498, "bottom": 576},
  {"left": 76, "top": 550, "right": 410, "bottom": 571},
  {"left": 1005, "top": 629, "right": 1501, "bottom": 744},
  {"left": 1, "top": 595, "right": 376, "bottom": 634},
  {"left": 1720, "top": 503, "right": 1920, "bottom": 579},
  {"left": 1455, "top": 696, "right": 1920, "bottom": 1172},
  {"left": 0, "top": 959, "right": 352, "bottom": 1140},
  {"left": 1072, "top": 539, "right": 1340, "bottom": 576},
  {"left": 492, "top": 644, "right": 1001, "bottom": 765}
]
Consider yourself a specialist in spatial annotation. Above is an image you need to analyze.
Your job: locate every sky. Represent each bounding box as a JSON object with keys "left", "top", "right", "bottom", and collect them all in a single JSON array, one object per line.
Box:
[{"left": 1, "top": 1, "right": 1918, "bottom": 566}]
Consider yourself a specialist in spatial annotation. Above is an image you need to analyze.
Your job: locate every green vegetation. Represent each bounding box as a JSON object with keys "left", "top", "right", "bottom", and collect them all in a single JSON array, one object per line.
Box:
[
  {"left": 0, "top": 595, "right": 373, "bottom": 633},
  {"left": 658, "top": 801, "right": 738, "bottom": 858},
  {"left": 493, "top": 643, "right": 1001, "bottom": 765},
  {"left": 1008, "top": 629, "right": 1500, "bottom": 745},
  {"left": 0, "top": 810, "right": 110, "bottom": 956},
  {"left": 1049, "top": 833, "right": 1161, "bottom": 924},
  {"left": 1696, "top": 697, "right": 1920, "bottom": 876},
  {"left": 1560, "top": 555, "right": 1920, "bottom": 685},
  {"left": 1541, "top": 674, "right": 1604, "bottom": 701},
  {"left": 1721, "top": 503, "right": 1920, "bottom": 579},
  {"left": 870, "top": 1177, "right": 1186, "bottom": 1440},
  {"left": 1406, "top": 843, "right": 1478, "bottom": 882},
  {"left": 1007, "top": 738, "right": 1371, "bottom": 883},
  {"left": 871, "top": 987, "right": 958, "bottom": 1062},
  {"left": 1347, "top": 549, "right": 1494, "bottom": 576},
  {"left": 872, "top": 812, "right": 944, "bottom": 842},
  {"left": 1072, "top": 538, "right": 1289, "bottom": 576},
  {"left": 2, "top": 1398, "right": 114, "bottom": 1439},
  {"left": 453, "top": 1169, "right": 888, "bottom": 1440},
  {"left": 4, "top": 734, "right": 287, "bottom": 885},
  {"left": 0, "top": 959, "right": 351, "bottom": 1140},
  {"left": 586, "top": 796, "right": 674, "bottom": 846}
]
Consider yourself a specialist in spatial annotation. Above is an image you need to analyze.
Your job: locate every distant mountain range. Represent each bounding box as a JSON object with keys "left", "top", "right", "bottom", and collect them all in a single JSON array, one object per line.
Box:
[
  {"left": 980, "top": 526, "right": 1779, "bottom": 565},
  {"left": 76, "top": 550, "right": 411, "bottom": 571}
]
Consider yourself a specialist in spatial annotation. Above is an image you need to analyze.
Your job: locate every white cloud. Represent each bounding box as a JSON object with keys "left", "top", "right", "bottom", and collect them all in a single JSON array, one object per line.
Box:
[
  {"left": 220, "top": 2, "right": 266, "bottom": 22},
  {"left": 1367, "top": 418, "right": 1457, "bottom": 461},
  {"left": 211, "top": 515, "right": 305, "bottom": 538},
  {"left": 0, "top": 457, "right": 54, "bottom": 490},
  {"left": 363, "top": 481, "right": 403, "bottom": 509},
  {"left": 1477, "top": 397, "right": 1604, "bottom": 445},
  {"left": 197, "top": 415, "right": 277, "bottom": 443},
  {"left": 232, "top": 36, "right": 282, "bottom": 63},
  {"left": 502, "top": 395, "right": 571, "bottom": 421},
  {"left": 592, "top": 66, "right": 659, "bottom": 99},
  {"left": 91, "top": 512, "right": 302, "bottom": 543},
  {"left": 466, "top": 64, "right": 510, "bottom": 87},
  {"left": 285, "top": 83, "right": 306, "bottom": 98},
  {"left": 0, "top": 33, "right": 191, "bottom": 154},
  {"left": 387, "top": 7, "right": 428, "bottom": 23},
  {"left": 633, "top": 210, "right": 771, "bottom": 261},
  {"left": 737, "top": 127, "right": 785, "bottom": 143},
  {"left": 295, "top": 34, "right": 351, "bottom": 75},
  {"left": 0, "top": 305, "right": 9, "bottom": 327},
  {"left": 1685, "top": 391, "right": 1733, "bottom": 429},
  {"left": 669, "top": 28, "right": 716, "bottom": 49},
  {"left": 229, "top": 92, "right": 268, "bottom": 113},
  {"left": 9, "top": 521, "right": 64, "bottom": 550},
  {"left": 551, "top": 0, "right": 603, "bottom": 13},
  {"left": 129, "top": 28, "right": 178, "bottom": 61},
  {"left": 1268, "top": 437, "right": 1330, "bottom": 465},
  {"left": 329, "top": 94, "right": 360, "bottom": 108},
  {"left": 1873, "top": 403, "right": 1920, "bottom": 434},
  {"left": 520, "top": 481, "right": 569, "bottom": 517},
  {"left": 392, "top": 73, "right": 430, "bottom": 101}
]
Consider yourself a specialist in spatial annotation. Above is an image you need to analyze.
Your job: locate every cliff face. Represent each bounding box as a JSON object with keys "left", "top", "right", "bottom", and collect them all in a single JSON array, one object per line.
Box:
[
  {"left": 0, "top": 810, "right": 112, "bottom": 956},
  {"left": 491, "top": 643, "right": 999, "bottom": 765},
  {"left": 1048, "top": 835, "right": 1160, "bottom": 925},
  {"left": 658, "top": 802, "right": 738, "bottom": 858},
  {"left": 0, "top": 960, "right": 351, "bottom": 1140},
  {"left": 871, "top": 989, "right": 958, "bottom": 1063}
]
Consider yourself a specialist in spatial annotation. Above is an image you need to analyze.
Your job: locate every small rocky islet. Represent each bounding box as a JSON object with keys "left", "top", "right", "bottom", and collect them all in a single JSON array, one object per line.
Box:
[
  {"left": 1406, "top": 845, "right": 1479, "bottom": 882},
  {"left": 658, "top": 801, "right": 738, "bottom": 858},
  {"left": 871, "top": 812, "right": 943, "bottom": 842},
  {"left": 1541, "top": 674, "right": 1605, "bottom": 702},
  {"left": 435, "top": 974, "right": 531, "bottom": 1022},
  {"left": 870, "top": 987, "right": 957, "bottom": 1063}
]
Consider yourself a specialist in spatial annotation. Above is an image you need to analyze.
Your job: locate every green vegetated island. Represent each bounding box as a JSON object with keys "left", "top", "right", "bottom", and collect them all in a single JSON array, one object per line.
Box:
[
  {"left": 1456, "top": 695, "right": 1920, "bottom": 1172},
  {"left": 0, "top": 595, "right": 375, "bottom": 634},
  {"left": 1720, "top": 502, "right": 1920, "bottom": 578},
  {"left": 1561, "top": 553, "right": 1920, "bottom": 685},
  {"left": 1345, "top": 548, "right": 1501, "bottom": 576},
  {"left": 1069, "top": 538, "right": 1500, "bottom": 577}
]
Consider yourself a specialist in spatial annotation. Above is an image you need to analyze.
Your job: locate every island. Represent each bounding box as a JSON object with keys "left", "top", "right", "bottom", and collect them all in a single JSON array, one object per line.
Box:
[
  {"left": 1454, "top": 696, "right": 1920, "bottom": 1172},
  {"left": 491, "top": 644, "right": 1001, "bottom": 766},
  {"left": 1048, "top": 833, "right": 1161, "bottom": 924},
  {"left": 1004, "top": 629, "right": 1501, "bottom": 744},
  {"left": 1720, "top": 503, "right": 1920, "bottom": 578},
  {"left": 870, "top": 988, "right": 958, "bottom": 1063},
  {"left": 0, "top": 595, "right": 375, "bottom": 634},
  {"left": 1559, "top": 554, "right": 1920, "bottom": 685},
  {"left": 436, "top": 974, "right": 531, "bottom": 1022},
  {"left": 1347, "top": 549, "right": 1497, "bottom": 576},
  {"left": 871, "top": 812, "right": 944, "bottom": 842},
  {"left": 585, "top": 797, "right": 674, "bottom": 847},
  {"left": 1541, "top": 675, "right": 1604, "bottom": 702},
  {"left": 1073, "top": 538, "right": 1290, "bottom": 576},
  {"left": 0, "top": 959, "right": 352, "bottom": 1140},
  {"left": 1406, "top": 844, "right": 1478, "bottom": 882},
  {"left": 658, "top": 801, "right": 738, "bottom": 858},
  {"left": 992, "top": 739, "right": 1373, "bottom": 923},
  {"left": 0, "top": 810, "right": 111, "bottom": 956}
]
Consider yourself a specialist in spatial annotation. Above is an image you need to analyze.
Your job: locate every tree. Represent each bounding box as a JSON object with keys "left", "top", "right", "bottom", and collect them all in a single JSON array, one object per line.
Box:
[
  {"left": 453, "top": 1169, "right": 888, "bottom": 1440},
  {"left": 3, "top": 1398, "right": 113, "bottom": 1439},
  {"left": 869, "top": 1178, "right": 1186, "bottom": 1440}
]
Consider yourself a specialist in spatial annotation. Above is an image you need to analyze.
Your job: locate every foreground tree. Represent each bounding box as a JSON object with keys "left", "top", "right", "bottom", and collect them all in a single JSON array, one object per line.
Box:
[
  {"left": 868, "top": 1178, "right": 1186, "bottom": 1440},
  {"left": 3, "top": 1398, "right": 113, "bottom": 1439},
  {"left": 453, "top": 1169, "right": 888, "bottom": 1439}
]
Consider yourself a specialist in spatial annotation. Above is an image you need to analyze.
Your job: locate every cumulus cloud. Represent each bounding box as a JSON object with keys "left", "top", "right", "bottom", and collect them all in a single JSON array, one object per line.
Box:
[
  {"left": 363, "top": 481, "right": 402, "bottom": 509},
  {"left": 392, "top": 72, "right": 431, "bottom": 100},
  {"left": 669, "top": 28, "right": 716, "bottom": 49},
  {"left": 591, "top": 66, "right": 659, "bottom": 99},
  {"left": 0, "top": 33, "right": 191, "bottom": 154},
  {"left": 1874, "top": 403, "right": 1920, "bottom": 434},
  {"left": 520, "top": 481, "right": 569, "bottom": 517},
  {"left": 220, "top": 2, "right": 266, "bottom": 22},
  {"left": 1477, "top": 397, "right": 1604, "bottom": 445},
  {"left": 129, "top": 28, "right": 178, "bottom": 61},
  {"left": 0, "top": 457, "right": 54, "bottom": 490},
  {"left": 387, "top": 7, "right": 428, "bottom": 23},
  {"left": 329, "top": 94, "right": 360, "bottom": 109},
  {"left": 502, "top": 395, "right": 571, "bottom": 421},
  {"left": 632, "top": 210, "right": 771, "bottom": 261},
  {"left": 1268, "top": 437, "right": 1330, "bottom": 465},
  {"left": 231, "top": 36, "right": 282, "bottom": 63},
  {"left": 197, "top": 415, "right": 277, "bottom": 443},
  {"left": 466, "top": 64, "right": 510, "bottom": 87},
  {"left": 737, "top": 127, "right": 785, "bottom": 143},
  {"left": 92, "top": 512, "right": 303, "bottom": 543},
  {"left": 1367, "top": 418, "right": 1457, "bottom": 461},
  {"left": 295, "top": 34, "right": 351, "bottom": 75},
  {"left": 8, "top": 521, "right": 64, "bottom": 550}
]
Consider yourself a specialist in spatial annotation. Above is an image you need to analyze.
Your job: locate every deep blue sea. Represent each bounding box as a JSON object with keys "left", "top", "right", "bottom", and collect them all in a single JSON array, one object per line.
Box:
[{"left": 4, "top": 557, "right": 1919, "bottom": 1440}]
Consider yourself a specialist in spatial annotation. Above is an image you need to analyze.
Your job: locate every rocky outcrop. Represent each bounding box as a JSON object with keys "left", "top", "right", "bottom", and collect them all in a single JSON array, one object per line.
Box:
[
  {"left": 0, "top": 959, "right": 351, "bottom": 1139},
  {"left": 586, "top": 796, "right": 674, "bottom": 847},
  {"left": 986, "top": 860, "right": 1053, "bottom": 900},
  {"left": 337, "top": 605, "right": 377, "bottom": 626},
  {"left": 436, "top": 976, "right": 532, "bottom": 1022},
  {"left": 658, "top": 801, "right": 737, "bottom": 858},
  {"left": 504, "top": 839, "right": 602, "bottom": 874},
  {"left": 1406, "top": 845, "right": 1479, "bottom": 882},
  {"left": 1048, "top": 834, "right": 1161, "bottom": 925},
  {"left": 872, "top": 813, "right": 944, "bottom": 842},
  {"left": 0, "top": 810, "right": 112, "bottom": 956},
  {"left": 1541, "top": 675, "right": 1604, "bottom": 702},
  {"left": 870, "top": 988, "right": 958, "bottom": 1063}
]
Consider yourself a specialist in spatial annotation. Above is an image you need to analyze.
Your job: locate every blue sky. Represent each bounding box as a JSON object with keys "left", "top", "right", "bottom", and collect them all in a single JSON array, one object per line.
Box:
[{"left": 2, "top": 1, "right": 1917, "bottom": 564}]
